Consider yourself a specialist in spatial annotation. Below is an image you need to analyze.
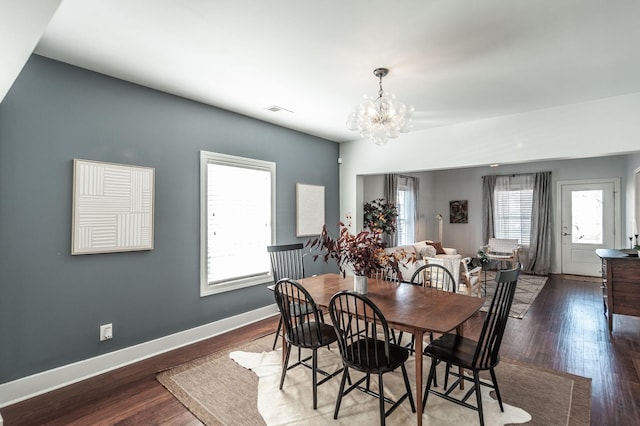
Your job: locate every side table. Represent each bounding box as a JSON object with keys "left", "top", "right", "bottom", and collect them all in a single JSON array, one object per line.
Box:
[{"left": 473, "top": 258, "right": 500, "bottom": 297}]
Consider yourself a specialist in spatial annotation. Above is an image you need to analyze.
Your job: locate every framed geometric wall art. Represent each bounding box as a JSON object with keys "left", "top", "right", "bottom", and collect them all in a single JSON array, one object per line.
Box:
[
  {"left": 449, "top": 200, "right": 468, "bottom": 223},
  {"left": 296, "top": 183, "right": 325, "bottom": 237},
  {"left": 72, "top": 159, "right": 155, "bottom": 255}
]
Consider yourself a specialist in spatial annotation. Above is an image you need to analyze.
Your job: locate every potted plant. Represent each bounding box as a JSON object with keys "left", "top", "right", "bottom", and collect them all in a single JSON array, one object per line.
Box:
[
  {"left": 307, "top": 217, "right": 415, "bottom": 293},
  {"left": 363, "top": 198, "right": 398, "bottom": 236}
]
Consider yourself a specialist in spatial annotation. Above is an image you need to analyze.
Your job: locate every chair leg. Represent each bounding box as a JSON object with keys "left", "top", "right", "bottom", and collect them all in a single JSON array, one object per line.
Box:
[
  {"left": 489, "top": 367, "right": 504, "bottom": 411},
  {"left": 473, "top": 371, "right": 485, "bottom": 426},
  {"left": 440, "top": 362, "right": 453, "bottom": 390},
  {"left": 334, "top": 366, "right": 349, "bottom": 419},
  {"left": 272, "top": 316, "right": 283, "bottom": 350},
  {"left": 422, "top": 357, "right": 438, "bottom": 412},
  {"left": 401, "top": 363, "right": 416, "bottom": 412},
  {"left": 279, "top": 343, "right": 291, "bottom": 390},
  {"left": 312, "top": 348, "right": 318, "bottom": 409},
  {"left": 378, "top": 372, "right": 386, "bottom": 426}
]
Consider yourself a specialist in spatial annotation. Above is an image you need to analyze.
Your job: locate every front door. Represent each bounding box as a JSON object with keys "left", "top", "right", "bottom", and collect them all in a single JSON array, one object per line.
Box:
[{"left": 560, "top": 179, "right": 618, "bottom": 276}]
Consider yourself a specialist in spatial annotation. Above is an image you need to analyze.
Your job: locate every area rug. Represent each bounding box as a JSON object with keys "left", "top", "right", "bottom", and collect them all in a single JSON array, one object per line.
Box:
[
  {"left": 157, "top": 334, "right": 591, "bottom": 425},
  {"left": 481, "top": 271, "right": 548, "bottom": 319}
]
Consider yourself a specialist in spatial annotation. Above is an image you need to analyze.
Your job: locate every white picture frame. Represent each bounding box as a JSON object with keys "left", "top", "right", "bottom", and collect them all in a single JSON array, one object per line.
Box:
[
  {"left": 296, "top": 183, "right": 325, "bottom": 237},
  {"left": 72, "top": 159, "right": 155, "bottom": 255}
]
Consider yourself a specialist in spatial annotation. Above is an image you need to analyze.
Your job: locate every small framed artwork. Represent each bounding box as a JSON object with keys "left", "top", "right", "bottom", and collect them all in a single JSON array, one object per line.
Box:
[
  {"left": 72, "top": 159, "right": 155, "bottom": 255},
  {"left": 449, "top": 200, "right": 468, "bottom": 223},
  {"left": 296, "top": 183, "right": 325, "bottom": 237}
]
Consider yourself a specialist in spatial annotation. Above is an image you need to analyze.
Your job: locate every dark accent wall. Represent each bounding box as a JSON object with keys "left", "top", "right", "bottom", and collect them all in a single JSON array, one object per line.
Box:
[{"left": 0, "top": 55, "right": 339, "bottom": 383}]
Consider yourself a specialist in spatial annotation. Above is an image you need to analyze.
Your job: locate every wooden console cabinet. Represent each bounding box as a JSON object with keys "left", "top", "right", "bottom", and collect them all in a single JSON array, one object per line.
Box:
[{"left": 596, "top": 249, "right": 640, "bottom": 332}]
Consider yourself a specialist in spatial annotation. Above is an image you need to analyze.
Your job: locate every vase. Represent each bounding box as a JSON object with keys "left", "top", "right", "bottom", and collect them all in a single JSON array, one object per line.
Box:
[{"left": 354, "top": 275, "right": 368, "bottom": 294}]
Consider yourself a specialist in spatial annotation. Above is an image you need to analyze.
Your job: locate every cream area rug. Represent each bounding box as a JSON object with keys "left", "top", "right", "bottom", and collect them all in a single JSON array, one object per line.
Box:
[
  {"left": 157, "top": 334, "right": 591, "bottom": 425},
  {"left": 480, "top": 272, "right": 548, "bottom": 319},
  {"left": 230, "top": 349, "right": 530, "bottom": 425}
]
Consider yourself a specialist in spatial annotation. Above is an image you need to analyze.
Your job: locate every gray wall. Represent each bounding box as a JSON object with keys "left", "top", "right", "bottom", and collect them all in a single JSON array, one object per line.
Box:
[{"left": 0, "top": 55, "right": 339, "bottom": 383}]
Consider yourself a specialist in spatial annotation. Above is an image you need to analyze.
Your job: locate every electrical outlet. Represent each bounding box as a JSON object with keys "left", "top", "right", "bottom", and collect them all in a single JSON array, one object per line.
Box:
[{"left": 100, "top": 323, "right": 113, "bottom": 341}]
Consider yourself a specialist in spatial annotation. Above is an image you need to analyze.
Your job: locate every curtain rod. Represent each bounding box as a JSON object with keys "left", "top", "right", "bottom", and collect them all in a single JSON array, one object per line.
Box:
[{"left": 481, "top": 171, "right": 551, "bottom": 178}]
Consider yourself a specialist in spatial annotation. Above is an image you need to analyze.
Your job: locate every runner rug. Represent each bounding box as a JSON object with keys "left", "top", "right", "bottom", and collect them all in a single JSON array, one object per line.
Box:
[
  {"left": 157, "top": 334, "right": 590, "bottom": 425},
  {"left": 481, "top": 271, "right": 548, "bottom": 319}
]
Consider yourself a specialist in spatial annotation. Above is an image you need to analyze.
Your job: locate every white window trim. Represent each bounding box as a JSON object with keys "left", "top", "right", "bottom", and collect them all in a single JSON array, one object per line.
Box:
[{"left": 200, "top": 151, "right": 276, "bottom": 296}]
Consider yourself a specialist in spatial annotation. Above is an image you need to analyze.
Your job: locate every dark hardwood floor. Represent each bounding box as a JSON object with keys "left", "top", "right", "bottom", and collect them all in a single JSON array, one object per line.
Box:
[{"left": 2, "top": 274, "right": 639, "bottom": 425}]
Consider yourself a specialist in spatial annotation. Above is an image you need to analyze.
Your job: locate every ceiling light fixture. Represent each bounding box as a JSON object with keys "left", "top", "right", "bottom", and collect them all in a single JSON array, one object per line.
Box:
[{"left": 346, "top": 67, "right": 414, "bottom": 145}]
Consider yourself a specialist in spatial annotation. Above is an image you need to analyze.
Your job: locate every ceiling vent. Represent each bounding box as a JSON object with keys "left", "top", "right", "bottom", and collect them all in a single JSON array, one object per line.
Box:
[{"left": 265, "top": 105, "right": 293, "bottom": 113}]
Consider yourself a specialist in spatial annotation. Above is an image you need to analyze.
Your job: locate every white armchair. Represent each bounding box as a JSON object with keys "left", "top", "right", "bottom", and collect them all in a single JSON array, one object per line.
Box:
[
  {"left": 485, "top": 238, "right": 520, "bottom": 267},
  {"left": 460, "top": 257, "right": 482, "bottom": 297}
]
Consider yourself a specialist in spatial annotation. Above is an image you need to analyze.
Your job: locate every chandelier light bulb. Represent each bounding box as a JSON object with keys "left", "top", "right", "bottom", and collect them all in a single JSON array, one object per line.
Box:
[{"left": 346, "top": 68, "right": 414, "bottom": 145}]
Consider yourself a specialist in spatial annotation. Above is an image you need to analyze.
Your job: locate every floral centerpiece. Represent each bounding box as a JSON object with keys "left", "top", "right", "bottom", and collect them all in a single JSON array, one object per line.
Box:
[
  {"left": 307, "top": 217, "right": 415, "bottom": 288},
  {"left": 363, "top": 198, "right": 398, "bottom": 235}
]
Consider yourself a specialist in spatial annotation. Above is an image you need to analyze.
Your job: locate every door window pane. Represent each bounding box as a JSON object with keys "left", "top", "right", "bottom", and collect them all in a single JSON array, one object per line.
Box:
[{"left": 571, "top": 190, "right": 603, "bottom": 244}]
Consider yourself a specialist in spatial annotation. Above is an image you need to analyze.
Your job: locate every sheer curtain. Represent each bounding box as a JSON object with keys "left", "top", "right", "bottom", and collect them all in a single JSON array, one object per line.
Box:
[
  {"left": 494, "top": 174, "right": 534, "bottom": 246},
  {"left": 396, "top": 175, "right": 419, "bottom": 246},
  {"left": 384, "top": 174, "right": 418, "bottom": 247}
]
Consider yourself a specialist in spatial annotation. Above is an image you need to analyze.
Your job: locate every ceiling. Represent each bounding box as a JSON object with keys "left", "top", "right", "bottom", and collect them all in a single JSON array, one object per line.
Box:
[{"left": 7, "top": 0, "right": 640, "bottom": 143}]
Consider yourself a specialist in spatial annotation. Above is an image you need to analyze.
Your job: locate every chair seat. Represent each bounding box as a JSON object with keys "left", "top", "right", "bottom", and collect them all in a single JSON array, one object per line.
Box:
[
  {"left": 487, "top": 253, "right": 515, "bottom": 259},
  {"left": 289, "top": 322, "right": 337, "bottom": 348},
  {"left": 345, "top": 338, "right": 410, "bottom": 373},
  {"left": 424, "top": 333, "right": 499, "bottom": 371}
]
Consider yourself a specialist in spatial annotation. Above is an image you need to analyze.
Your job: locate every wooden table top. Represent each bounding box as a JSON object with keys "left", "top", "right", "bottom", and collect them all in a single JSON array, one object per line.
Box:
[{"left": 298, "top": 273, "right": 484, "bottom": 334}]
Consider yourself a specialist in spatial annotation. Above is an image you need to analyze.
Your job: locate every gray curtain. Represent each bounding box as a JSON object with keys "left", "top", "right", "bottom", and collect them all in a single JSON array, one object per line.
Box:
[
  {"left": 384, "top": 174, "right": 398, "bottom": 247},
  {"left": 527, "top": 171, "right": 552, "bottom": 275},
  {"left": 481, "top": 175, "right": 497, "bottom": 245}
]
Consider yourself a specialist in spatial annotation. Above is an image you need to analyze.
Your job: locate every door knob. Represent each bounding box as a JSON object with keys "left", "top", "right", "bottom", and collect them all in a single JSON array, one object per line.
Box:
[{"left": 562, "top": 232, "right": 571, "bottom": 236}]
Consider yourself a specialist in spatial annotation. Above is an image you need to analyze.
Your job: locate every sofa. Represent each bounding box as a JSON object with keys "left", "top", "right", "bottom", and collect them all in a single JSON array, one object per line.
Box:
[{"left": 386, "top": 240, "right": 462, "bottom": 284}]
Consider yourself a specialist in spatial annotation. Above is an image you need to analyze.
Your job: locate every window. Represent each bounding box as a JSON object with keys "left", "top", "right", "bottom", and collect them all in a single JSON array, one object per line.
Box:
[
  {"left": 571, "top": 190, "right": 603, "bottom": 244},
  {"left": 200, "top": 151, "right": 275, "bottom": 296},
  {"left": 396, "top": 176, "right": 417, "bottom": 246},
  {"left": 494, "top": 174, "right": 533, "bottom": 246}
]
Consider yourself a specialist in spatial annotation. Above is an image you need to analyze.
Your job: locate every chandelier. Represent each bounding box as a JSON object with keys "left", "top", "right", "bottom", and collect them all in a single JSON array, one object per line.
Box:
[{"left": 346, "top": 68, "right": 414, "bottom": 145}]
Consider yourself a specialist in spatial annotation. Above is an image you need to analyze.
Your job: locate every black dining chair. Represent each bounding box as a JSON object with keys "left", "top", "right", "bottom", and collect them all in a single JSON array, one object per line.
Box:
[
  {"left": 268, "top": 243, "right": 307, "bottom": 350},
  {"left": 399, "top": 263, "right": 458, "bottom": 353},
  {"left": 273, "top": 278, "right": 342, "bottom": 409},
  {"left": 328, "top": 290, "right": 416, "bottom": 426},
  {"left": 422, "top": 264, "right": 521, "bottom": 426},
  {"left": 409, "top": 263, "right": 457, "bottom": 292}
]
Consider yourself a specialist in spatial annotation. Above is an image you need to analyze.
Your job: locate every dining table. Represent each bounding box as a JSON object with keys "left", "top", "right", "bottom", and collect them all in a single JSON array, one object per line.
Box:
[{"left": 288, "top": 273, "right": 485, "bottom": 426}]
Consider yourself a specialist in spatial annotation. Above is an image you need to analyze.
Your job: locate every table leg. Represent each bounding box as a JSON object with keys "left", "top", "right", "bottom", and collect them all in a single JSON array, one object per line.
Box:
[{"left": 415, "top": 329, "right": 424, "bottom": 426}]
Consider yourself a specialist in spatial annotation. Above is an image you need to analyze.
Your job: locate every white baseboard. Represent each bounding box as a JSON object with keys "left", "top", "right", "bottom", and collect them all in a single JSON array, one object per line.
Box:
[{"left": 0, "top": 304, "right": 278, "bottom": 409}]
